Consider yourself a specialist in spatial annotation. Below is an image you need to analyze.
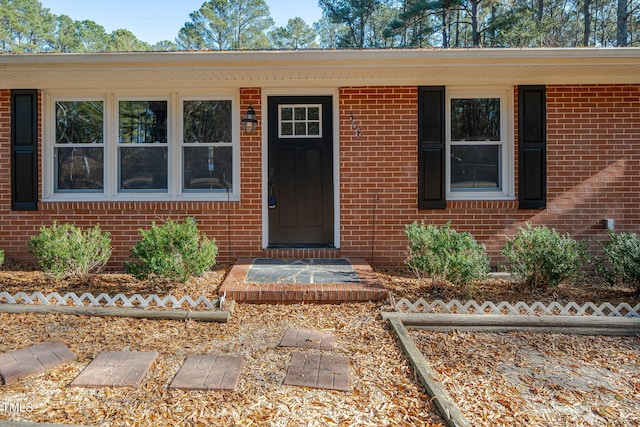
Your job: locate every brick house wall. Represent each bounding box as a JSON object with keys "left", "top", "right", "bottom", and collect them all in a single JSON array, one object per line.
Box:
[{"left": 0, "top": 84, "right": 638, "bottom": 270}]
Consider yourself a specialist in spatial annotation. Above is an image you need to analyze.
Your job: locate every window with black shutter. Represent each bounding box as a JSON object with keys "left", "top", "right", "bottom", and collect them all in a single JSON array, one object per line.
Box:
[
  {"left": 517, "top": 86, "right": 547, "bottom": 209},
  {"left": 11, "top": 89, "right": 38, "bottom": 210}
]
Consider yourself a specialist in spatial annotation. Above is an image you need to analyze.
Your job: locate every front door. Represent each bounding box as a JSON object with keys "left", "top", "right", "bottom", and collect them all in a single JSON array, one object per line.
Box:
[{"left": 268, "top": 96, "right": 334, "bottom": 247}]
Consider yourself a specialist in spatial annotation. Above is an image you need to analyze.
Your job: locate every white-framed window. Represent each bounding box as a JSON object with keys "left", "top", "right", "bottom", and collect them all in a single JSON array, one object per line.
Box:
[
  {"left": 278, "top": 104, "right": 322, "bottom": 138},
  {"left": 181, "top": 98, "right": 233, "bottom": 192},
  {"left": 53, "top": 98, "right": 105, "bottom": 193},
  {"left": 44, "top": 91, "right": 240, "bottom": 201},
  {"left": 446, "top": 87, "right": 514, "bottom": 200}
]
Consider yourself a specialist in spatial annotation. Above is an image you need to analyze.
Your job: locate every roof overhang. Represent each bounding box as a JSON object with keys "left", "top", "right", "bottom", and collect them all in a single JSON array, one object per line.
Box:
[{"left": 0, "top": 48, "right": 638, "bottom": 89}]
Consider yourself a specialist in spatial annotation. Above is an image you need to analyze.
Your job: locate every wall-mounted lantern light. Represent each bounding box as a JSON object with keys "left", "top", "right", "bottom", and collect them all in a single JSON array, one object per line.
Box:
[{"left": 241, "top": 105, "right": 258, "bottom": 134}]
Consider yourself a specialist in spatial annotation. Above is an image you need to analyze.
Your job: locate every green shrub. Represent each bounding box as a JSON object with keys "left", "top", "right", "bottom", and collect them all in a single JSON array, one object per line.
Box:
[
  {"left": 0, "top": 250, "right": 4, "bottom": 266},
  {"left": 126, "top": 217, "right": 217, "bottom": 282},
  {"left": 594, "top": 230, "right": 640, "bottom": 291},
  {"left": 28, "top": 222, "right": 112, "bottom": 280},
  {"left": 405, "top": 222, "right": 490, "bottom": 285},
  {"left": 501, "top": 224, "right": 588, "bottom": 289}
]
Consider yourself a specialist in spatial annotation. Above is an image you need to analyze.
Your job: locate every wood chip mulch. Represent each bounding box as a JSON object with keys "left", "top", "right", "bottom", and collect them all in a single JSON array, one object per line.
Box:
[{"left": 0, "top": 262, "right": 638, "bottom": 426}]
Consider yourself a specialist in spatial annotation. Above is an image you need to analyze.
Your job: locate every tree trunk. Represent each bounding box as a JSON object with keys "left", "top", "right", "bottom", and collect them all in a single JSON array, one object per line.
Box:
[
  {"left": 471, "top": 0, "right": 481, "bottom": 47},
  {"left": 583, "top": 0, "right": 592, "bottom": 46},
  {"left": 617, "top": 0, "right": 628, "bottom": 46}
]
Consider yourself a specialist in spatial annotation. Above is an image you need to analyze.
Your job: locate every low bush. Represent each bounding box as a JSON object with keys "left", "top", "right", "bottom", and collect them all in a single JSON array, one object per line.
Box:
[
  {"left": 501, "top": 224, "right": 588, "bottom": 289},
  {"left": 0, "top": 249, "right": 4, "bottom": 266},
  {"left": 28, "top": 222, "right": 112, "bottom": 280},
  {"left": 126, "top": 217, "right": 217, "bottom": 282},
  {"left": 594, "top": 230, "right": 640, "bottom": 292},
  {"left": 405, "top": 221, "right": 490, "bottom": 285}
]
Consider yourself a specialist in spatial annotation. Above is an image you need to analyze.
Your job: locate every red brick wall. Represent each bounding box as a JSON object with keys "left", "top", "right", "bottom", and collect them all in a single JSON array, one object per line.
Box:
[
  {"left": 0, "top": 84, "right": 638, "bottom": 270},
  {"left": 338, "top": 84, "right": 640, "bottom": 266}
]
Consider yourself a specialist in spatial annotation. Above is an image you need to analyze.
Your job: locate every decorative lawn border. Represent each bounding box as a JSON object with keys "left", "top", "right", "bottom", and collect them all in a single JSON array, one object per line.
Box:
[
  {"left": 0, "top": 291, "right": 231, "bottom": 322},
  {"left": 383, "top": 304, "right": 640, "bottom": 427}
]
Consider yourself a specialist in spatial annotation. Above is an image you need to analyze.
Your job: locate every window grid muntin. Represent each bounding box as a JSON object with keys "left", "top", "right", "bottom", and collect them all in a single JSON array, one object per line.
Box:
[{"left": 278, "top": 104, "right": 322, "bottom": 138}]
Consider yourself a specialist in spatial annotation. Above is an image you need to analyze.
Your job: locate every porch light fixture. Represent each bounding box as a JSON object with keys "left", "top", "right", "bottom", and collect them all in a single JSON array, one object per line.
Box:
[{"left": 241, "top": 105, "right": 258, "bottom": 134}]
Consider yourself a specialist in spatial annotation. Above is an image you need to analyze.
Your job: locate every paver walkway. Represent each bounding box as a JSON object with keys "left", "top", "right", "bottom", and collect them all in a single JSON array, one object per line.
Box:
[
  {"left": 283, "top": 352, "right": 350, "bottom": 392},
  {"left": 169, "top": 355, "right": 244, "bottom": 390},
  {"left": 70, "top": 351, "right": 158, "bottom": 388},
  {"left": 279, "top": 328, "right": 335, "bottom": 351},
  {"left": 0, "top": 341, "right": 75, "bottom": 385}
]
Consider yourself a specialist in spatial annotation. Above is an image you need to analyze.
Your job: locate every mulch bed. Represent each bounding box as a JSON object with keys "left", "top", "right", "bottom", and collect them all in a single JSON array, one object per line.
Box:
[{"left": 0, "top": 260, "right": 638, "bottom": 426}]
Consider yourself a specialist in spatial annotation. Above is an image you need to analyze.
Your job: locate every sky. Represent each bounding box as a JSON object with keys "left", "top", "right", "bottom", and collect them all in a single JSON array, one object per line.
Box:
[{"left": 39, "top": 0, "right": 324, "bottom": 45}]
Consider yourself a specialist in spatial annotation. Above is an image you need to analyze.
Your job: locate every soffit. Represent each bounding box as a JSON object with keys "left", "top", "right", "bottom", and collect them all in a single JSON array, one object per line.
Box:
[{"left": 0, "top": 48, "right": 638, "bottom": 89}]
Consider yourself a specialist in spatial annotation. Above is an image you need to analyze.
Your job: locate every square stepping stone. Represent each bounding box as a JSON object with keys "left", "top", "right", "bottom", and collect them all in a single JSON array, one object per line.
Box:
[
  {"left": 0, "top": 341, "right": 75, "bottom": 385},
  {"left": 71, "top": 351, "right": 157, "bottom": 388},
  {"left": 169, "top": 355, "right": 243, "bottom": 390},
  {"left": 284, "top": 352, "right": 350, "bottom": 392},
  {"left": 279, "top": 328, "right": 335, "bottom": 351}
]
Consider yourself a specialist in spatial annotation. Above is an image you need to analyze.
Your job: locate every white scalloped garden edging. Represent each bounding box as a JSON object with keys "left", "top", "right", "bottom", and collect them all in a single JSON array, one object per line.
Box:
[
  {"left": 0, "top": 291, "right": 222, "bottom": 310},
  {"left": 393, "top": 298, "right": 640, "bottom": 317}
]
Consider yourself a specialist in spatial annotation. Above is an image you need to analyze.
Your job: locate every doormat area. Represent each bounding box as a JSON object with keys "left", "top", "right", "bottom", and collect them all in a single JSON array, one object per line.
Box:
[
  {"left": 245, "top": 258, "right": 361, "bottom": 284},
  {"left": 219, "top": 258, "right": 387, "bottom": 304}
]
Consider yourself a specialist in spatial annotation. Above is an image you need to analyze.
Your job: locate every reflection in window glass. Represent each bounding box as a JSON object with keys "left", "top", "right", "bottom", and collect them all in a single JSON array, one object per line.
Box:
[
  {"left": 55, "top": 100, "right": 104, "bottom": 192},
  {"left": 120, "top": 147, "right": 168, "bottom": 191},
  {"left": 183, "top": 100, "right": 231, "bottom": 143},
  {"left": 182, "top": 99, "right": 233, "bottom": 192},
  {"left": 56, "top": 101, "right": 104, "bottom": 144},
  {"left": 183, "top": 146, "right": 232, "bottom": 191},
  {"left": 451, "top": 145, "right": 501, "bottom": 190},
  {"left": 451, "top": 98, "right": 500, "bottom": 141},
  {"left": 119, "top": 100, "right": 168, "bottom": 144},
  {"left": 56, "top": 147, "right": 104, "bottom": 191}
]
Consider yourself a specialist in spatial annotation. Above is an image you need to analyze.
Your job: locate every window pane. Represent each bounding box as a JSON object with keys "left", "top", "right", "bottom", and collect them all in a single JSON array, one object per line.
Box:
[
  {"left": 281, "top": 122, "right": 293, "bottom": 136},
  {"left": 56, "top": 147, "right": 103, "bottom": 191},
  {"left": 184, "top": 100, "right": 231, "bottom": 143},
  {"left": 183, "top": 146, "right": 232, "bottom": 191},
  {"left": 56, "top": 101, "right": 103, "bottom": 144},
  {"left": 308, "top": 122, "right": 320, "bottom": 136},
  {"left": 451, "top": 98, "right": 500, "bottom": 141},
  {"left": 295, "top": 122, "right": 307, "bottom": 135},
  {"left": 451, "top": 145, "right": 500, "bottom": 190},
  {"left": 281, "top": 107, "right": 292, "bottom": 121},
  {"left": 308, "top": 107, "right": 320, "bottom": 120},
  {"left": 120, "top": 147, "right": 168, "bottom": 191},
  {"left": 119, "top": 100, "right": 167, "bottom": 144},
  {"left": 294, "top": 107, "right": 306, "bottom": 120}
]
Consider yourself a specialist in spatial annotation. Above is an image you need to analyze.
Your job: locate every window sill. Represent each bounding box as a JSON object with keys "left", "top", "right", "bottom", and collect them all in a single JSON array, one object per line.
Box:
[{"left": 41, "top": 193, "right": 241, "bottom": 203}]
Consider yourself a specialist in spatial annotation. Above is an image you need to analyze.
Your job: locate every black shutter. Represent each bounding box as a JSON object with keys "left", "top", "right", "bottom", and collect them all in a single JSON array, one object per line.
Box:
[
  {"left": 11, "top": 89, "right": 39, "bottom": 210},
  {"left": 418, "top": 86, "right": 446, "bottom": 209},
  {"left": 518, "top": 85, "right": 546, "bottom": 210}
]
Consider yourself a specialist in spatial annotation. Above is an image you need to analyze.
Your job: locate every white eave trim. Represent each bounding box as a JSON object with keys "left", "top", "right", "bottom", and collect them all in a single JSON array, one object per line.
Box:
[{"left": 1, "top": 48, "right": 639, "bottom": 88}]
